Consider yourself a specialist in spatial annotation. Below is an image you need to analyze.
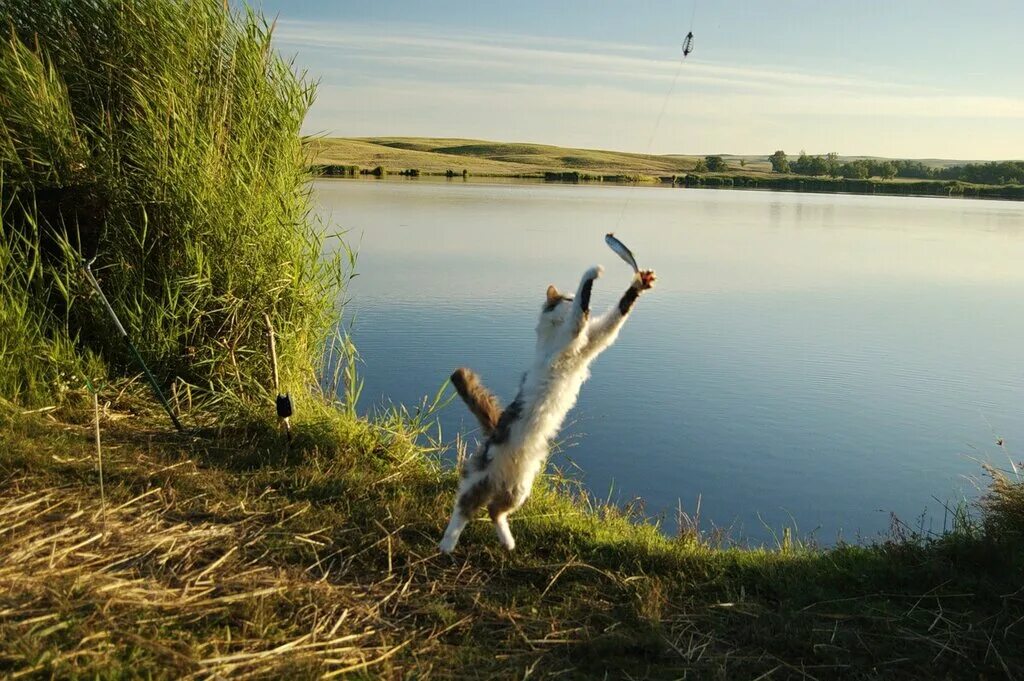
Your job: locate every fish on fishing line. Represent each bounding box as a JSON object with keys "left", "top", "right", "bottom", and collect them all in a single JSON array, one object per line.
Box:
[
  {"left": 605, "top": 233, "right": 639, "bottom": 272},
  {"left": 606, "top": 232, "right": 657, "bottom": 287}
]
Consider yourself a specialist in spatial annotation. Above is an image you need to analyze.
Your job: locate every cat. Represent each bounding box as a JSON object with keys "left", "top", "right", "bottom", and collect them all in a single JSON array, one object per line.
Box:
[{"left": 439, "top": 265, "right": 657, "bottom": 553}]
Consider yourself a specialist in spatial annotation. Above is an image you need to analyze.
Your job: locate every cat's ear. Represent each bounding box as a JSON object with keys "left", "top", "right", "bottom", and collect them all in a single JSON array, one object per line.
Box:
[{"left": 546, "top": 285, "right": 560, "bottom": 304}]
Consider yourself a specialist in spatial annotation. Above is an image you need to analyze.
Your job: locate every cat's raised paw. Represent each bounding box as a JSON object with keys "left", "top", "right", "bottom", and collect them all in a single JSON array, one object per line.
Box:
[
  {"left": 637, "top": 269, "right": 657, "bottom": 290},
  {"left": 584, "top": 265, "right": 604, "bottom": 281}
]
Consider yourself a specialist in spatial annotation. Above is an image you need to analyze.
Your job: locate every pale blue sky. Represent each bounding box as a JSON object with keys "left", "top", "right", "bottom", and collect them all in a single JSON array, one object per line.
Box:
[{"left": 253, "top": 1, "right": 1024, "bottom": 159}]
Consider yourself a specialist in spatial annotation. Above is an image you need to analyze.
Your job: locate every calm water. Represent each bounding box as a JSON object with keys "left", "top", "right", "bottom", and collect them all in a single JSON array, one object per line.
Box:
[{"left": 318, "top": 178, "right": 1024, "bottom": 544}]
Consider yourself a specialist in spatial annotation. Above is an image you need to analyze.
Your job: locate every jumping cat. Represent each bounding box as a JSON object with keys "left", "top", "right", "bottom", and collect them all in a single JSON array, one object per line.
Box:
[{"left": 439, "top": 265, "right": 657, "bottom": 553}]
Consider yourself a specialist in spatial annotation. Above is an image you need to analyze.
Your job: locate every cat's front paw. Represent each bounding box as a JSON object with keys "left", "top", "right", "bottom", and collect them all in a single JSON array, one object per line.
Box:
[{"left": 634, "top": 269, "right": 657, "bottom": 291}]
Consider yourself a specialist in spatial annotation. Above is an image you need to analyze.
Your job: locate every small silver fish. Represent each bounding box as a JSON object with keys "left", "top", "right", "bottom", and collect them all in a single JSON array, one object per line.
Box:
[{"left": 605, "top": 232, "right": 639, "bottom": 273}]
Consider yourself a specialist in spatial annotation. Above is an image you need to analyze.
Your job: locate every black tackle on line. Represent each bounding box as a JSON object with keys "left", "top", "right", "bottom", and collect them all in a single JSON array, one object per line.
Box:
[
  {"left": 682, "top": 31, "right": 694, "bottom": 57},
  {"left": 81, "top": 258, "right": 184, "bottom": 433}
]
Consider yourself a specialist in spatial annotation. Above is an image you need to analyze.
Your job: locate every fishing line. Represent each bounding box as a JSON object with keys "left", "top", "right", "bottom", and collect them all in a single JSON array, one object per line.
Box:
[
  {"left": 611, "top": 56, "right": 686, "bottom": 230},
  {"left": 611, "top": 1, "right": 697, "bottom": 233}
]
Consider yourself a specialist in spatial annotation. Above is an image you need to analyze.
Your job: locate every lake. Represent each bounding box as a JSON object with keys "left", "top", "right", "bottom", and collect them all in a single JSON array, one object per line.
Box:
[{"left": 317, "top": 178, "right": 1024, "bottom": 544}]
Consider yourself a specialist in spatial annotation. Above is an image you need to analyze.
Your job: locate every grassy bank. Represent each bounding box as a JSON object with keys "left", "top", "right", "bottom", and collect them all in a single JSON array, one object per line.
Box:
[
  {"left": 311, "top": 137, "right": 1024, "bottom": 201},
  {"left": 2, "top": 394, "right": 1023, "bottom": 678}
]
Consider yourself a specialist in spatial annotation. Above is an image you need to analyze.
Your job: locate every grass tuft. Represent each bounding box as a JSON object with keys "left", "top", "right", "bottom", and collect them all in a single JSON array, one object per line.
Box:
[{"left": 983, "top": 460, "right": 1024, "bottom": 540}]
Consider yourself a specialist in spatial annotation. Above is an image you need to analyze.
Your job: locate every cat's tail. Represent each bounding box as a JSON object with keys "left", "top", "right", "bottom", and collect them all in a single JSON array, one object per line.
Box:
[{"left": 450, "top": 367, "right": 501, "bottom": 436}]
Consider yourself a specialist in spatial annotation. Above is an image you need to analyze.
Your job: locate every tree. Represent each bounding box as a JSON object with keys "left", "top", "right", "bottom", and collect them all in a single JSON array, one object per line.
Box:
[
  {"left": 879, "top": 161, "right": 897, "bottom": 180},
  {"left": 769, "top": 150, "right": 789, "bottom": 173},
  {"left": 793, "top": 152, "right": 828, "bottom": 176},
  {"left": 705, "top": 156, "right": 726, "bottom": 172},
  {"left": 840, "top": 161, "right": 869, "bottom": 179},
  {"left": 826, "top": 152, "right": 840, "bottom": 178},
  {"left": 792, "top": 151, "right": 810, "bottom": 174},
  {"left": 692, "top": 158, "right": 708, "bottom": 172},
  {"left": 893, "top": 160, "right": 933, "bottom": 179}
]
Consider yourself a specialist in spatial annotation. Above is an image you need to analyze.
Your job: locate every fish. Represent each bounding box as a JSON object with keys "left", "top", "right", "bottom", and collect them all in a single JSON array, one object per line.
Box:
[{"left": 605, "top": 232, "right": 640, "bottom": 273}]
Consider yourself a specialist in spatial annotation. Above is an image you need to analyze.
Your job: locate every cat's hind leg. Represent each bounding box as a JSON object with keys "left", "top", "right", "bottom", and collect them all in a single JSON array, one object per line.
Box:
[
  {"left": 488, "top": 489, "right": 520, "bottom": 551},
  {"left": 439, "top": 474, "right": 492, "bottom": 554},
  {"left": 439, "top": 512, "right": 468, "bottom": 555}
]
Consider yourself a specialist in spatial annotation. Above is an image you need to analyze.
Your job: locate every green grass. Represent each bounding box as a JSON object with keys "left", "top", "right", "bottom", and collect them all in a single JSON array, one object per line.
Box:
[{"left": 1, "top": 394, "right": 1022, "bottom": 678}]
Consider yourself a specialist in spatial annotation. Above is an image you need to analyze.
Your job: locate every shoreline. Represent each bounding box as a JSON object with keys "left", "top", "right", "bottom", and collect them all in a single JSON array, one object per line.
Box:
[
  {"left": 309, "top": 137, "right": 1024, "bottom": 202},
  {"left": 313, "top": 171, "right": 1024, "bottom": 202}
]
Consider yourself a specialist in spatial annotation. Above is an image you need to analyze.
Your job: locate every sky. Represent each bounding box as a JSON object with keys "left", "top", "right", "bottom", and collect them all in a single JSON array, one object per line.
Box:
[{"left": 252, "top": 1, "right": 1024, "bottom": 159}]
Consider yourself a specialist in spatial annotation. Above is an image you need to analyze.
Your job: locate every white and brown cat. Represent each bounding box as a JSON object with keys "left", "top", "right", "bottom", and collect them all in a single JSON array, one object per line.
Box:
[{"left": 440, "top": 265, "right": 656, "bottom": 553}]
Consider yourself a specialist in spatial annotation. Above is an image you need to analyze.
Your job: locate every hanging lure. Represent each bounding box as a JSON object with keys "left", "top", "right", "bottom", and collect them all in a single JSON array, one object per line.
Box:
[{"left": 682, "top": 31, "right": 694, "bottom": 57}]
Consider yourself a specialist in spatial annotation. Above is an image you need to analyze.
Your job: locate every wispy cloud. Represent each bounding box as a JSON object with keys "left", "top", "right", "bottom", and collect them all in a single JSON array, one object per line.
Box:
[{"left": 276, "top": 20, "right": 939, "bottom": 95}]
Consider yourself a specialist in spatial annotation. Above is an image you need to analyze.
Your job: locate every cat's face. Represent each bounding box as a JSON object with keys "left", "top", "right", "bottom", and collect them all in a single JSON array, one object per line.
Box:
[{"left": 536, "top": 284, "right": 575, "bottom": 350}]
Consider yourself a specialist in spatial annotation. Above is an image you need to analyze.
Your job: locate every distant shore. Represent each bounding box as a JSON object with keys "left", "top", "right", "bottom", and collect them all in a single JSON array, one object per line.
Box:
[
  {"left": 310, "top": 137, "right": 1024, "bottom": 202},
  {"left": 314, "top": 168, "right": 1024, "bottom": 202}
]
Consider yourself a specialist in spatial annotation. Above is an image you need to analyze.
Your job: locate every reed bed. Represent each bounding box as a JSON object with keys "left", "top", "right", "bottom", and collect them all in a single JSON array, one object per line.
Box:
[{"left": 0, "top": 0, "right": 345, "bottom": 408}]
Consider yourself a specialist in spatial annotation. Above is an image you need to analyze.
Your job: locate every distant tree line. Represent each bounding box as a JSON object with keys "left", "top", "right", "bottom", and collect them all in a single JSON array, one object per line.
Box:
[
  {"left": 663, "top": 173, "right": 1024, "bottom": 200},
  {"left": 768, "top": 151, "right": 1024, "bottom": 185},
  {"left": 933, "top": 161, "right": 1024, "bottom": 184}
]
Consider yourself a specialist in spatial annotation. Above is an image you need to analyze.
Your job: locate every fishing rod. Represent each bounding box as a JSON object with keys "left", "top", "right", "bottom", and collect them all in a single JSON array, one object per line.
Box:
[
  {"left": 81, "top": 257, "right": 184, "bottom": 433},
  {"left": 265, "top": 313, "right": 293, "bottom": 441}
]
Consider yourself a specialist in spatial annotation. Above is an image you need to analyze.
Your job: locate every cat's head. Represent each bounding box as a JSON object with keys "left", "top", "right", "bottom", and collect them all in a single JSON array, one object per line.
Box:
[{"left": 536, "top": 284, "right": 574, "bottom": 347}]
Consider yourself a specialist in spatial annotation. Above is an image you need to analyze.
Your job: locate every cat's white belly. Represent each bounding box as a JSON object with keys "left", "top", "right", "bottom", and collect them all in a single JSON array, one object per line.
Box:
[
  {"left": 488, "top": 371, "right": 588, "bottom": 497},
  {"left": 490, "top": 439, "right": 548, "bottom": 497}
]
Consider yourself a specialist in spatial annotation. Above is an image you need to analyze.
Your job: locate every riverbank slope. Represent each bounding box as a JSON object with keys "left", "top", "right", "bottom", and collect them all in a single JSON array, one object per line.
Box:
[{"left": 2, "top": 395, "right": 1021, "bottom": 678}]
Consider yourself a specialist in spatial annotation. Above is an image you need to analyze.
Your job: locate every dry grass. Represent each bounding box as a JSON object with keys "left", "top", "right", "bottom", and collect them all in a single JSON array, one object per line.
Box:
[
  {"left": 0, "top": 477, "right": 414, "bottom": 678},
  {"left": 983, "top": 458, "right": 1024, "bottom": 540},
  {"left": 309, "top": 138, "right": 544, "bottom": 176}
]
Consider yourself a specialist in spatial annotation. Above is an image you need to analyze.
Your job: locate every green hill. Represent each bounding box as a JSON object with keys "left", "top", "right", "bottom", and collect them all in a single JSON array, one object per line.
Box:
[
  {"left": 309, "top": 136, "right": 713, "bottom": 177},
  {"left": 309, "top": 137, "right": 992, "bottom": 179}
]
